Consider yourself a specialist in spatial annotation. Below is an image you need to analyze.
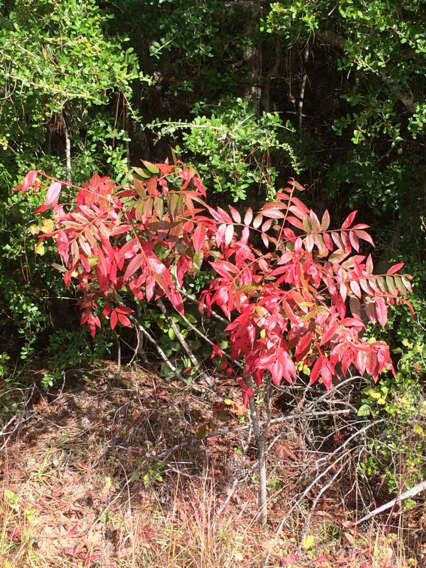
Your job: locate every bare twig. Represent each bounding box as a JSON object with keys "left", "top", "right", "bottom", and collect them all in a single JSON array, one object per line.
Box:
[
  {"left": 179, "top": 289, "right": 228, "bottom": 324},
  {"left": 62, "top": 113, "right": 72, "bottom": 183},
  {"left": 262, "top": 419, "right": 384, "bottom": 567},
  {"left": 176, "top": 306, "right": 245, "bottom": 370},
  {"left": 127, "top": 323, "right": 141, "bottom": 366},
  {"left": 205, "top": 408, "right": 352, "bottom": 441},
  {"left": 157, "top": 298, "right": 214, "bottom": 387},
  {"left": 300, "top": 462, "right": 346, "bottom": 543},
  {"left": 355, "top": 479, "right": 426, "bottom": 526},
  {"left": 128, "top": 314, "right": 183, "bottom": 381},
  {"left": 298, "top": 41, "right": 310, "bottom": 133}
]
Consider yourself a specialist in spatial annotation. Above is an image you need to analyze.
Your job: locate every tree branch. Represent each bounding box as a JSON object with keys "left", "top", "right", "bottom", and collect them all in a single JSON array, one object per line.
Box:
[{"left": 355, "top": 479, "right": 426, "bottom": 526}]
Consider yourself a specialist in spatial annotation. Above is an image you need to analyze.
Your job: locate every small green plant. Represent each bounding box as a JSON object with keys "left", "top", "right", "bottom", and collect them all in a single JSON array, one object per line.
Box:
[
  {"left": 46, "top": 328, "right": 114, "bottom": 386},
  {"left": 142, "top": 461, "right": 165, "bottom": 487}
]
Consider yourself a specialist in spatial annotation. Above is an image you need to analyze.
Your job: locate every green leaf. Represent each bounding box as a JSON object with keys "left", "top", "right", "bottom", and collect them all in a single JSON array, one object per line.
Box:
[
  {"left": 133, "top": 167, "right": 151, "bottom": 180},
  {"left": 5, "top": 489, "right": 19, "bottom": 502},
  {"left": 357, "top": 404, "right": 372, "bottom": 417},
  {"left": 142, "top": 160, "right": 160, "bottom": 174},
  {"left": 192, "top": 251, "right": 203, "bottom": 273}
]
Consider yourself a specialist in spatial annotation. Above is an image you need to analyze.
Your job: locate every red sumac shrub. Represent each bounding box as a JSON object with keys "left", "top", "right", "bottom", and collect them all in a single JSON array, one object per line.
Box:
[{"left": 16, "top": 162, "right": 413, "bottom": 400}]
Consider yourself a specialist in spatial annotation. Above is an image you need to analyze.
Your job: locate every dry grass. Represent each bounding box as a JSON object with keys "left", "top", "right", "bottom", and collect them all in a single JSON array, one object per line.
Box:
[{"left": 0, "top": 362, "right": 424, "bottom": 567}]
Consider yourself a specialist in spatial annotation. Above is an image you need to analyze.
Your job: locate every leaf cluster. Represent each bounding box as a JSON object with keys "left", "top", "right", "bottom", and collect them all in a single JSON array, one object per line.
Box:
[{"left": 18, "top": 164, "right": 413, "bottom": 401}]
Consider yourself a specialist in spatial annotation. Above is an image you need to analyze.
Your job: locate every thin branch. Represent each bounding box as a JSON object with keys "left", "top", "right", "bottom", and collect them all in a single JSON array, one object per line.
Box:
[
  {"left": 206, "top": 408, "right": 353, "bottom": 441},
  {"left": 299, "top": 41, "right": 310, "bottom": 133},
  {"left": 262, "top": 419, "right": 384, "bottom": 568},
  {"left": 127, "top": 322, "right": 141, "bottom": 366},
  {"left": 180, "top": 289, "right": 228, "bottom": 324},
  {"left": 157, "top": 298, "right": 214, "bottom": 386},
  {"left": 262, "top": 449, "right": 353, "bottom": 567},
  {"left": 128, "top": 314, "right": 183, "bottom": 381},
  {"left": 300, "top": 462, "right": 346, "bottom": 544},
  {"left": 62, "top": 113, "right": 72, "bottom": 184},
  {"left": 214, "top": 478, "right": 241, "bottom": 530},
  {"left": 355, "top": 479, "right": 426, "bottom": 526},
  {"left": 173, "top": 305, "right": 244, "bottom": 369}
]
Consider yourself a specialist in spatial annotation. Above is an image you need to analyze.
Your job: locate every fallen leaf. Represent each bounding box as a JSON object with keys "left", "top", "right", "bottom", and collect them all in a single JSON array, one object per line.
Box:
[
  {"left": 274, "top": 440, "right": 298, "bottom": 461},
  {"left": 75, "top": 461, "right": 90, "bottom": 470},
  {"left": 64, "top": 547, "right": 75, "bottom": 556}
]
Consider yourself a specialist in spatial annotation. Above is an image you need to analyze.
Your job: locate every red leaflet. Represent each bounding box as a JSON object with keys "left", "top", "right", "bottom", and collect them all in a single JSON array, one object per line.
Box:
[
  {"left": 33, "top": 181, "right": 62, "bottom": 213},
  {"left": 321, "top": 323, "right": 338, "bottom": 346},
  {"left": 295, "top": 331, "right": 312, "bottom": 360},
  {"left": 290, "top": 196, "right": 309, "bottom": 213},
  {"left": 224, "top": 224, "right": 234, "bottom": 246},
  {"left": 350, "top": 280, "right": 362, "bottom": 298},
  {"left": 375, "top": 296, "right": 388, "bottom": 327},
  {"left": 56, "top": 230, "right": 69, "bottom": 264},
  {"left": 253, "top": 213, "right": 263, "bottom": 229},
  {"left": 240, "top": 225, "right": 250, "bottom": 245},
  {"left": 210, "top": 344, "right": 224, "bottom": 358},
  {"left": 261, "top": 201, "right": 286, "bottom": 211},
  {"left": 111, "top": 224, "right": 132, "bottom": 236},
  {"left": 310, "top": 357, "right": 323, "bottom": 385},
  {"left": 237, "top": 377, "right": 255, "bottom": 406},
  {"left": 349, "top": 231, "right": 359, "bottom": 252},
  {"left": 387, "top": 262, "right": 405, "bottom": 274},
  {"left": 110, "top": 310, "right": 118, "bottom": 329},
  {"left": 102, "top": 304, "right": 112, "bottom": 317},
  {"left": 261, "top": 232, "right": 269, "bottom": 248},
  {"left": 216, "top": 206, "right": 233, "bottom": 224},
  {"left": 244, "top": 207, "right": 253, "bottom": 225},
  {"left": 341, "top": 210, "right": 357, "bottom": 229},
  {"left": 192, "top": 176, "right": 206, "bottom": 196},
  {"left": 21, "top": 170, "right": 38, "bottom": 193},
  {"left": 261, "top": 208, "right": 285, "bottom": 219},
  {"left": 321, "top": 209, "right": 330, "bottom": 231},
  {"left": 33, "top": 203, "right": 49, "bottom": 214},
  {"left": 288, "top": 205, "right": 306, "bottom": 221},
  {"left": 355, "top": 229, "right": 374, "bottom": 247},
  {"left": 229, "top": 205, "right": 241, "bottom": 224},
  {"left": 117, "top": 306, "right": 134, "bottom": 315},
  {"left": 46, "top": 182, "right": 61, "bottom": 206},
  {"left": 123, "top": 253, "right": 143, "bottom": 281},
  {"left": 210, "top": 260, "right": 238, "bottom": 279},
  {"left": 286, "top": 216, "right": 305, "bottom": 230},
  {"left": 193, "top": 223, "right": 206, "bottom": 253},
  {"left": 118, "top": 312, "right": 132, "bottom": 327}
]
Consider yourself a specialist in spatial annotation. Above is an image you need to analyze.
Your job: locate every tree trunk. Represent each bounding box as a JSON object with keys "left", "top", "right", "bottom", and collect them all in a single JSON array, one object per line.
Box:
[
  {"left": 242, "top": 2, "right": 263, "bottom": 113},
  {"left": 247, "top": 376, "right": 267, "bottom": 525}
]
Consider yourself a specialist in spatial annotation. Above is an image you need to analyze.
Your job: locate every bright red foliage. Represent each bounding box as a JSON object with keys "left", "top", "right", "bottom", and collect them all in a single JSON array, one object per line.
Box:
[{"left": 18, "top": 163, "right": 413, "bottom": 395}]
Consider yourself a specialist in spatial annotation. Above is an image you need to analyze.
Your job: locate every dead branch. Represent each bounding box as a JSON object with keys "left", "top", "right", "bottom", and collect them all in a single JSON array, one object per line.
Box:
[
  {"left": 157, "top": 298, "right": 214, "bottom": 387},
  {"left": 262, "top": 419, "right": 384, "bottom": 567},
  {"left": 355, "top": 479, "right": 426, "bottom": 526},
  {"left": 128, "top": 314, "right": 184, "bottom": 381},
  {"left": 300, "top": 461, "right": 346, "bottom": 543}
]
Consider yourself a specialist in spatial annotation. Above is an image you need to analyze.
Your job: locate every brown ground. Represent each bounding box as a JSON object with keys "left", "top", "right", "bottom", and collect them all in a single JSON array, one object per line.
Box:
[{"left": 0, "top": 362, "right": 424, "bottom": 567}]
